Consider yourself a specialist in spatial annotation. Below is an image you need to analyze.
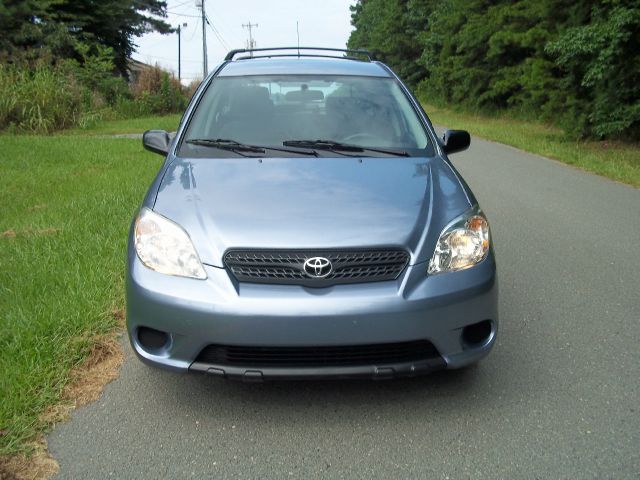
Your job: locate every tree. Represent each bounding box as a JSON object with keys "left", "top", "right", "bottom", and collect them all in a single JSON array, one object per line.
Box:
[
  {"left": 348, "top": 0, "right": 432, "bottom": 87},
  {"left": 347, "top": 0, "right": 640, "bottom": 139},
  {"left": 417, "top": 0, "right": 572, "bottom": 112},
  {"left": 0, "top": 0, "right": 172, "bottom": 77},
  {"left": 546, "top": 2, "right": 640, "bottom": 138},
  {"left": 0, "top": 0, "right": 65, "bottom": 61}
]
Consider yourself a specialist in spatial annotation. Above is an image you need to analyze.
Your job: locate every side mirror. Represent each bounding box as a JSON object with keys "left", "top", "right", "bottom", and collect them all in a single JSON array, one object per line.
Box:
[
  {"left": 442, "top": 130, "right": 470, "bottom": 154},
  {"left": 143, "top": 130, "right": 171, "bottom": 155}
]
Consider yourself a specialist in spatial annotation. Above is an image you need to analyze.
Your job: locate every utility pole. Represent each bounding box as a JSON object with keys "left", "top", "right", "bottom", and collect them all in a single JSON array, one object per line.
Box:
[
  {"left": 198, "top": 0, "right": 208, "bottom": 78},
  {"left": 177, "top": 22, "right": 187, "bottom": 82},
  {"left": 242, "top": 21, "right": 258, "bottom": 54}
]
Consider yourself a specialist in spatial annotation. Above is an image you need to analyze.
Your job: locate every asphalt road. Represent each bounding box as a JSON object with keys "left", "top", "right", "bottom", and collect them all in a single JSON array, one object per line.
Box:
[{"left": 48, "top": 136, "right": 640, "bottom": 479}]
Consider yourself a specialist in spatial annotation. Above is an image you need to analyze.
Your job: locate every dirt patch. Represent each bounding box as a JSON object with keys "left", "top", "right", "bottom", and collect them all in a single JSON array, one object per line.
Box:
[
  {"left": 111, "top": 306, "right": 126, "bottom": 326},
  {"left": 35, "top": 228, "right": 61, "bottom": 237},
  {"left": 39, "top": 334, "right": 124, "bottom": 428},
  {"left": 1, "top": 228, "right": 61, "bottom": 239},
  {"left": 0, "top": 438, "right": 58, "bottom": 480},
  {"left": 61, "top": 337, "right": 124, "bottom": 409},
  {"left": 0, "top": 309, "right": 125, "bottom": 479}
]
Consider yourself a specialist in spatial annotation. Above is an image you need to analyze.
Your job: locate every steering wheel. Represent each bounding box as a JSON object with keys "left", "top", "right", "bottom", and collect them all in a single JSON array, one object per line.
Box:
[{"left": 342, "top": 133, "right": 380, "bottom": 144}]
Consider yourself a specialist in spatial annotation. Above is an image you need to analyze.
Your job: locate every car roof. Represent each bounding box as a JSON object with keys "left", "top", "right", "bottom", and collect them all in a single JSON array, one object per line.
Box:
[{"left": 217, "top": 57, "right": 392, "bottom": 78}]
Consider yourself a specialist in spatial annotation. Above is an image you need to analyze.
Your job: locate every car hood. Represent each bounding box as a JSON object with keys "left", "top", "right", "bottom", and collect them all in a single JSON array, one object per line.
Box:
[{"left": 152, "top": 156, "right": 471, "bottom": 267}]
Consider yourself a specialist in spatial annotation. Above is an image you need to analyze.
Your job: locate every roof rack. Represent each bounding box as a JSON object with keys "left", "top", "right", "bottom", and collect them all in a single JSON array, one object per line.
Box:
[{"left": 224, "top": 47, "right": 374, "bottom": 62}]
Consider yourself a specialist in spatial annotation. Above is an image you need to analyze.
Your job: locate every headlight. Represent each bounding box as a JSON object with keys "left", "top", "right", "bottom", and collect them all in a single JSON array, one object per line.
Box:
[
  {"left": 428, "top": 206, "right": 490, "bottom": 275},
  {"left": 134, "top": 208, "right": 207, "bottom": 279}
]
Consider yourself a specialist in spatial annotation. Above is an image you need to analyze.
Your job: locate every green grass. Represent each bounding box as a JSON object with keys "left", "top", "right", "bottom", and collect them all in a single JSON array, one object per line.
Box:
[
  {"left": 0, "top": 135, "right": 161, "bottom": 455},
  {"left": 424, "top": 104, "right": 640, "bottom": 187},
  {"left": 66, "top": 113, "right": 182, "bottom": 136}
]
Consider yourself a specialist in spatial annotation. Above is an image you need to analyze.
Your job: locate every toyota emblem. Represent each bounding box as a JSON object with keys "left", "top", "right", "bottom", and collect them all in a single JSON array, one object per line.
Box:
[{"left": 303, "top": 257, "right": 332, "bottom": 278}]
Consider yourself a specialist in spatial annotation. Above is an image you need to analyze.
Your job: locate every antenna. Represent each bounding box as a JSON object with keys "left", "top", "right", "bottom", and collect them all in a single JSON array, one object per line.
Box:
[{"left": 296, "top": 21, "right": 300, "bottom": 57}]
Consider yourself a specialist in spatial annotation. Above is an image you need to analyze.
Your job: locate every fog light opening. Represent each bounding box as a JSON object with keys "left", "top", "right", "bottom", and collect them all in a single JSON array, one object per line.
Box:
[
  {"left": 462, "top": 320, "right": 493, "bottom": 347},
  {"left": 137, "top": 326, "right": 170, "bottom": 352}
]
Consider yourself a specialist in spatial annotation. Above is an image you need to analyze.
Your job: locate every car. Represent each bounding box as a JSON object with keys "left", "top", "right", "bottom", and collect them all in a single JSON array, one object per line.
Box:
[{"left": 127, "top": 47, "right": 498, "bottom": 380}]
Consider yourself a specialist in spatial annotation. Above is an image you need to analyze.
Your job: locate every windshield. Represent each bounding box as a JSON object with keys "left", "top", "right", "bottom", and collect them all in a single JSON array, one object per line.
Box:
[{"left": 180, "top": 74, "right": 434, "bottom": 157}]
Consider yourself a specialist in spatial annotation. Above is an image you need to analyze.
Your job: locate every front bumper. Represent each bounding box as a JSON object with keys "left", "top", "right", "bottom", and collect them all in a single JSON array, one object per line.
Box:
[{"left": 126, "top": 245, "right": 498, "bottom": 379}]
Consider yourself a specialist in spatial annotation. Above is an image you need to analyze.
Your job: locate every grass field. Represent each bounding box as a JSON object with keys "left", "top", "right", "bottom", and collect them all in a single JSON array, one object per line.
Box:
[
  {"left": 0, "top": 133, "right": 161, "bottom": 456},
  {"left": 424, "top": 104, "right": 640, "bottom": 187}
]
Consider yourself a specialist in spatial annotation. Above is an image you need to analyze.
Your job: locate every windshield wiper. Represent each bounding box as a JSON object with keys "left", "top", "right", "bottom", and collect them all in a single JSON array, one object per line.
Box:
[
  {"left": 186, "top": 138, "right": 265, "bottom": 153},
  {"left": 186, "top": 138, "right": 318, "bottom": 157},
  {"left": 282, "top": 139, "right": 409, "bottom": 157}
]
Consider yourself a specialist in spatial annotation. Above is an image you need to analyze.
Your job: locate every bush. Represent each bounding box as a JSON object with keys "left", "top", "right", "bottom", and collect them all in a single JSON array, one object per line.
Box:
[
  {"left": 0, "top": 64, "right": 86, "bottom": 132},
  {"left": 129, "top": 64, "right": 188, "bottom": 116},
  {"left": 0, "top": 49, "right": 188, "bottom": 133}
]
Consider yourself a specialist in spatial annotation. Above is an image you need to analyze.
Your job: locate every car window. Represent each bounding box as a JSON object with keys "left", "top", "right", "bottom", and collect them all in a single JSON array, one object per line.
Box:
[{"left": 181, "top": 74, "right": 433, "bottom": 157}]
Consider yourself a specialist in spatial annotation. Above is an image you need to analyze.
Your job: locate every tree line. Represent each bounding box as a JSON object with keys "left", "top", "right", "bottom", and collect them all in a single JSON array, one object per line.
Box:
[
  {"left": 0, "top": 1, "right": 191, "bottom": 132},
  {"left": 347, "top": 0, "right": 640, "bottom": 140}
]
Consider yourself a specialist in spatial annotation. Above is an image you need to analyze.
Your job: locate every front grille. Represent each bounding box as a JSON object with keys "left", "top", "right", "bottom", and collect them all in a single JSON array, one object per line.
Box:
[
  {"left": 224, "top": 249, "right": 409, "bottom": 287},
  {"left": 194, "top": 340, "right": 440, "bottom": 367}
]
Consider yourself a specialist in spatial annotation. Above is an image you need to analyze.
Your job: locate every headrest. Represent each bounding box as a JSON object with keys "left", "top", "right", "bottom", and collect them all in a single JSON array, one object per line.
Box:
[
  {"left": 325, "top": 95, "right": 364, "bottom": 115},
  {"left": 285, "top": 89, "right": 324, "bottom": 102},
  {"left": 229, "top": 86, "right": 274, "bottom": 115}
]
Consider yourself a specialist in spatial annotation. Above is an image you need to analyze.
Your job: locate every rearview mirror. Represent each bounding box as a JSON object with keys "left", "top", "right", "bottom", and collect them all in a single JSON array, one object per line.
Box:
[
  {"left": 442, "top": 130, "right": 470, "bottom": 154},
  {"left": 143, "top": 130, "right": 171, "bottom": 155}
]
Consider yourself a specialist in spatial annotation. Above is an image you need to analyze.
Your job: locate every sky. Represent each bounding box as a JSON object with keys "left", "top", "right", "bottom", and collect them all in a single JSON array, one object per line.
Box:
[{"left": 132, "top": 0, "right": 357, "bottom": 83}]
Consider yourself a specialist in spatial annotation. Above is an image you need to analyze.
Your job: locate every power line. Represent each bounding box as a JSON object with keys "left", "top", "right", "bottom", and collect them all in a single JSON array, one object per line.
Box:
[
  {"left": 172, "top": 0, "right": 194, "bottom": 9},
  {"left": 166, "top": 11, "right": 201, "bottom": 18},
  {"left": 136, "top": 53, "right": 201, "bottom": 64},
  {"left": 167, "top": 0, "right": 198, "bottom": 16},
  {"left": 187, "top": 21, "right": 198, "bottom": 41},
  {"left": 206, "top": 3, "right": 243, "bottom": 45},
  {"left": 205, "top": 14, "right": 230, "bottom": 51}
]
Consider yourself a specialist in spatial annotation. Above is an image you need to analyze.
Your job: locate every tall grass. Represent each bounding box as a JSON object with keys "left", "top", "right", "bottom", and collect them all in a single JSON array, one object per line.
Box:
[
  {"left": 0, "top": 65, "right": 87, "bottom": 132},
  {"left": 0, "top": 63, "right": 192, "bottom": 134}
]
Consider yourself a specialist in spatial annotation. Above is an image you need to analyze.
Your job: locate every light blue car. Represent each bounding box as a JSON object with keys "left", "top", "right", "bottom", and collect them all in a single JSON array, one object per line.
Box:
[{"left": 127, "top": 47, "right": 498, "bottom": 380}]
